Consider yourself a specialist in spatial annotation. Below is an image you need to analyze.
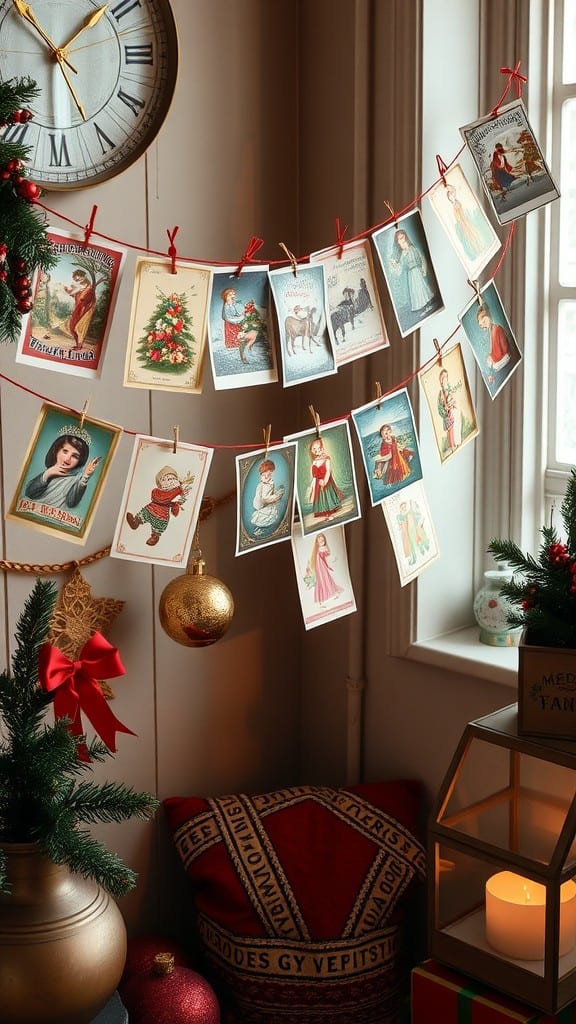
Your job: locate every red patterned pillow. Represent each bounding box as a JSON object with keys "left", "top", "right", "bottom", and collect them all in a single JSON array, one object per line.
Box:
[{"left": 163, "top": 781, "right": 425, "bottom": 1024}]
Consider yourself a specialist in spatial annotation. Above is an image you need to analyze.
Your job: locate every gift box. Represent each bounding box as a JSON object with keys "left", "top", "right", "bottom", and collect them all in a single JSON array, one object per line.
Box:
[{"left": 411, "top": 960, "right": 576, "bottom": 1024}]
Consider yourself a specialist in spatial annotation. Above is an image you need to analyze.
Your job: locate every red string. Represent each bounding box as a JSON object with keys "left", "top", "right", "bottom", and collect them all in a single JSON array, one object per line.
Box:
[
  {"left": 83, "top": 205, "right": 98, "bottom": 247},
  {"left": 491, "top": 60, "right": 527, "bottom": 117},
  {"left": 166, "top": 226, "right": 179, "bottom": 274},
  {"left": 20, "top": 68, "right": 521, "bottom": 449},
  {"left": 235, "top": 235, "right": 264, "bottom": 276},
  {"left": 335, "top": 218, "right": 348, "bottom": 259}
]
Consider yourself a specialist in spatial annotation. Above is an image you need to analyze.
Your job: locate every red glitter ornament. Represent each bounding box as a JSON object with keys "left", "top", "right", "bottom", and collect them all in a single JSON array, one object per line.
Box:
[
  {"left": 120, "top": 933, "right": 192, "bottom": 991},
  {"left": 121, "top": 952, "right": 220, "bottom": 1024}
]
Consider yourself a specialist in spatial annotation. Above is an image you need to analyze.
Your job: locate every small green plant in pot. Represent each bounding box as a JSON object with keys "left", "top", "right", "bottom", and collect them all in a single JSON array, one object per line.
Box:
[
  {"left": 0, "top": 577, "right": 158, "bottom": 896},
  {"left": 488, "top": 468, "right": 576, "bottom": 650}
]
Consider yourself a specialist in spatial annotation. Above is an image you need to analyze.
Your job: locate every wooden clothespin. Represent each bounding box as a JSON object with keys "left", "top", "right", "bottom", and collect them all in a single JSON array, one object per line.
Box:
[
  {"left": 383, "top": 200, "right": 399, "bottom": 229},
  {"left": 263, "top": 423, "right": 271, "bottom": 457},
  {"left": 468, "top": 279, "right": 482, "bottom": 305},
  {"left": 173, "top": 425, "right": 180, "bottom": 454},
  {"left": 335, "top": 217, "right": 348, "bottom": 260},
  {"left": 79, "top": 398, "right": 90, "bottom": 429},
  {"left": 433, "top": 339, "right": 442, "bottom": 366},
  {"left": 308, "top": 404, "right": 321, "bottom": 437},
  {"left": 375, "top": 381, "right": 383, "bottom": 409},
  {"left": 279, "top": 242, "right": 298, "bottom": 276}
]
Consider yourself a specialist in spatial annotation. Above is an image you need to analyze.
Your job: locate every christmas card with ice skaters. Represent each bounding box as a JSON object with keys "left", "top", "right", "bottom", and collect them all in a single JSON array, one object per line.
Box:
[
  {"left": 381, "top": 480, "right": 440, "bottom": 587},
  {"left": 284, "top": 418, "right": 362, "bottom": 538},
  {"left": 268, "top": 263, "right": 336, "bottom": 387},
  {"left": 351, "top": 387, "right": 423, "bottom": 506},
  {"left": 16, "top": 228, "right": 126, "bottom": 379},
  {"left": 291, "top": 519, "right": 356, "bottom": 630},
  {"left": 309, "top": 238, "right": 390, "bottom": 367},
  {"left": 110, "top": 434, "right": 213, "bottom": 569},
  {"left": 235, "top": 442, "right": 297, "bottom": 556},
  {"left": 460, "top": 99, "right": 560, "bottom": 226},
  {"left": 458, "top": 281, "right": 522, "bottom": 400},
  {"left": 427, "top": 164, "right": 501, "bottom": 280},
  {"left": 208, "top": 266, "right": 278, "bottom": 390},
  {"left": 7, "top": 402, "right": 121, "bottom": 545},
  {"left": 418, "top": 343, "right": 479, "bottom": 464},
  {"left": 123, "top": 256, "right": 212, "bottom": 394},
  {"left": 371, "top": 209, "right": 444, "bottom": 338}
]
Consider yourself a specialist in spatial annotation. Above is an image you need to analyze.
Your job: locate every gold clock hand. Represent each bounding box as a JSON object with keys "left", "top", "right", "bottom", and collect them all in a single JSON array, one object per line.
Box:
[
  {"left": 55, "top": 53, "right": 86, "bottom": 121},
  {"left": 12, "top": 0, "right": 77, "bottom": 72},
  {"left": 60, "top": 4, "right": 108, "bottom": 56}
]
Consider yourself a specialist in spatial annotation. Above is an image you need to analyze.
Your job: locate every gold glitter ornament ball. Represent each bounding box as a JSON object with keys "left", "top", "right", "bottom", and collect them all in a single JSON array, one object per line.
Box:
[{"left": 159, "top": 560, "right": 234, "bottom": 647}]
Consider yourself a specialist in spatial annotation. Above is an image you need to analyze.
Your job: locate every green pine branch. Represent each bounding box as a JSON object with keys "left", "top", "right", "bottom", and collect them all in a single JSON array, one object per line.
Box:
[{"left": 0, "top": 76, "right": 57, "bottom": 343}]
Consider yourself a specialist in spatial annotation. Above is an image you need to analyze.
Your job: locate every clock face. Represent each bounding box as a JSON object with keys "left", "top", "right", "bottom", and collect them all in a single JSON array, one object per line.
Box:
[{"left": 0, "top": 0, "right": 178, "bottom": 189}]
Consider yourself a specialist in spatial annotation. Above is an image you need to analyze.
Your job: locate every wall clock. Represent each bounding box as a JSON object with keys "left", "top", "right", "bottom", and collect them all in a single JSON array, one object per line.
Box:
[{"left": 0, "top": 0, "right": 178, "bottom": 189}]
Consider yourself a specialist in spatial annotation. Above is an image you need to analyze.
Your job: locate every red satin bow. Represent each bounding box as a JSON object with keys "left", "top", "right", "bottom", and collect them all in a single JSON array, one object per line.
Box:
[{"left": 38, "top": 632, "right": 135, "bottom": 760}]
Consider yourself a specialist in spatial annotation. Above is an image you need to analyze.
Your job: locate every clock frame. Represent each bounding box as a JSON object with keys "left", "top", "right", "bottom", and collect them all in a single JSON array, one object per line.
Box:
[{"left": 0, "top": 0, "right": 179, "bottom": 189}]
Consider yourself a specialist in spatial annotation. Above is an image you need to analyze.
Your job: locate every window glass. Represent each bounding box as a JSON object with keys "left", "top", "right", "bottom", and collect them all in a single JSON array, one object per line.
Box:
[
  {"left": 559, "top": 99, "right": 576, "bottom": 286},
  {"left": 563, "top": 0, "right": 576, "bottom": 84},
  {"left": 555, "top": 301, "right": 576, "bottom": 465}
]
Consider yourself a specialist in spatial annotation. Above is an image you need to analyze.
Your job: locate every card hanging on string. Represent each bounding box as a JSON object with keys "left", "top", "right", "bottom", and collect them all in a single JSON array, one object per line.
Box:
[
  {"left": 123, "top": 255, "right": 213, "bottom": 394},
  {"left": 418, "top": 341, "right": 479, "bottom": 464},
  {"left": 6, "top": 401, "right": 122, "bottom": 546},
  {"left": 309, "top": 236, "right": 390, "bottom": 366},
  {"left": 459, "top": 98, "right": 560, "bottom": 226},
  {"left": 234, "top": 440, "right": 297, "bottom": 556},
  {"left": 371, "top": 208, "right": 444, "bottom": 338},
  {"left": 110, "top": 433, "right": 213, "bottom": 569},
  {"left": 381, "top": 479, "right": 440, "bottom": 587},
  {"left": 290, "top": 519, "right": 357, "bottom": 630},
  {"left": 427, "top": 163, "right": 501, "bottom": 279},
  {"left": 206, "top": 264, "right": 278, "bottom": 390},
  {"left": 351, "top": 386, "right": 423, "bottom": 507},
  {"left": 284, "top": 417, "right": 362, "bottom": 537},
  {"left": 16, "top": 227, "right": 127, "bottom": 380},
  {"left": 268, "top": 261, "right": 337, "bottom": 388},
  {"left": 458, "top": 279, "right": 522, "bottom": 400}
]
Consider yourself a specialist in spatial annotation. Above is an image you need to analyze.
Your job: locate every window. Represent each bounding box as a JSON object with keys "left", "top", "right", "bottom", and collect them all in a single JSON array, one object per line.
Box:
[{"left": 548, "top": 0, "right": 576, "bottom": 488}]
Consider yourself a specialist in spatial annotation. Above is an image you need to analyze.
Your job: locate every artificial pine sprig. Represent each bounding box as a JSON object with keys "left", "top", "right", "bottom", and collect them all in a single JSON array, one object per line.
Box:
[
  {"left": 0, "top": 578, "right": 158, "bottom": 896},
  {"left": 0, "top": 76, "right": 57, "bottom": 343},
  {"left": 488, "top": 468, "right": 576, "bottom": 648}
]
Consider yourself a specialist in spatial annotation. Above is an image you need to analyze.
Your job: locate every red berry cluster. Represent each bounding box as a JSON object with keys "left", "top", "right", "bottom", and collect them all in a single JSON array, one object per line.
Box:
[
  {"left": 522, "top": 585, "right": 538, "bottom": 611},
  {"left": 546, "top": 542, "right": 576, "bottom": 595},
  {"left": 0, "top": 107, "right": 33, "bottom": 130},
  {"left": 0, "top": 156, "right": 40, "bottom": 202},
  {"left": 0, "top": 246, "right": 34, "bottom": 313}
]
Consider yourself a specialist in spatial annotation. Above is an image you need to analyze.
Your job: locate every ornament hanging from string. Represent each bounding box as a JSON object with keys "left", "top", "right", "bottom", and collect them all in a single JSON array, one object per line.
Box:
[{"left": 159, "top": 522, "right": 234, "bottom": 647}]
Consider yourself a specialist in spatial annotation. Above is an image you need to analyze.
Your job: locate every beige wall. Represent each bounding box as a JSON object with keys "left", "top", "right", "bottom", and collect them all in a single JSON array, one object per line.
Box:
[{"left": 0, "top": 0, "right": 525, "bottom": 939}]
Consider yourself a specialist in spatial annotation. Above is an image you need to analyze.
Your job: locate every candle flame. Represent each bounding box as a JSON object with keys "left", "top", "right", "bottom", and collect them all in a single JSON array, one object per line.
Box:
[{"left": 523, "top": 884, "right": 532, "bottom": 904}]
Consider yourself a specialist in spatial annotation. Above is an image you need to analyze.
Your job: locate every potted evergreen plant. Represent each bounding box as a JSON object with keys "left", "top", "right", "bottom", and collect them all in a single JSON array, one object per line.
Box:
[
  {"left": 488, "top": 467, "right": 576, "bottom": 739},
  {"left": 0, "top": 578, "right": 159, "bottom": 1024}
]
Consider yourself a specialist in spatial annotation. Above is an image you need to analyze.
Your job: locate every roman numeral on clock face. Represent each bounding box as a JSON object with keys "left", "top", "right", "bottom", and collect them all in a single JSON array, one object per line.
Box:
[
  {"left": 48, "top": 134, "right": 72, "bottom": 168},
  {"left": 111, "top": 0, "right": 142, "bottom": 21},
  {"left": 124, "top": 43, "right": 153, "bottom": 65}
]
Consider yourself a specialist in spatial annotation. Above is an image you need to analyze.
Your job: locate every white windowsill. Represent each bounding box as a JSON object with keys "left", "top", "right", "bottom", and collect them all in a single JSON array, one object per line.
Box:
[{"left": 407, "top": 626, "right": 518, "bottom": 689}]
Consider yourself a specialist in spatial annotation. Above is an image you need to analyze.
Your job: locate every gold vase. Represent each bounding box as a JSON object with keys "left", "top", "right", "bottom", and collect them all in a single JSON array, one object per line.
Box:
[{"left": 0, "top": 843, "right": 127, "bottom": 1024}]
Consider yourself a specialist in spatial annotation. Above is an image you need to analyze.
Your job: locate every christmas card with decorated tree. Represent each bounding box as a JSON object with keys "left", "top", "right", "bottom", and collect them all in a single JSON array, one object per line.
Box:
[{"left": 123, "top": 256, "right": 212, "bottom": 394}]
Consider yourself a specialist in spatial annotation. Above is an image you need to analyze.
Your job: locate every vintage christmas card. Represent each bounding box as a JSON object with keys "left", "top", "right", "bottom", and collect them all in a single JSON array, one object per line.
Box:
[
  {"left": 284, "top": 418, "right": 361, "bottom": 537},
  {"left": 123, "top": 256, "right": 212, "bottom": 394},
  {"left": 418, "top": 342, "right": 479, "bottom": 464},
  {"left": 351, "top": 387, "right": 423, "bottom": 505},
  {"left": 291, "top": 520, "right": 356, "bottom": 630},
  {"left": 235, "top": 442, "right": 296, "bottom": 556},
  {"left": 268, "top": 263, "right": 336, "bottom": 387},
  {"left": 372, "top": 209, "right": 444, "bottom": 338},
  {"left": 207, "top": 265, "right": 278, "bottom": 390}
]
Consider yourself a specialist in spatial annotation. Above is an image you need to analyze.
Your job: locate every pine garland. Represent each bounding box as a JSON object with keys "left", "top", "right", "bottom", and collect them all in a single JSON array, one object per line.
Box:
[
  {"left": 0, "top": 579, "right": 158, "bottom": 897},
  {"left": 0, "top": 77, "right": 57, "bottom": 343},
  {"left": 488, "top": 468, "right": 576, "bottom": 648}
]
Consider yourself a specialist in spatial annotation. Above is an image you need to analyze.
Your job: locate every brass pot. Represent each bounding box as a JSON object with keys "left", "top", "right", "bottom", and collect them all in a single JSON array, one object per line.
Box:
[{"left": 0, "top": 843, "right": 127, "bottom": 1024}]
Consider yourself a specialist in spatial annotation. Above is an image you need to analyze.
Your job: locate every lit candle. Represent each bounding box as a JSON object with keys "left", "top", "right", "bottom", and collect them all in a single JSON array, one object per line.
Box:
[{"left": 485, "top": 871, "right": 576, "bottom": 960}]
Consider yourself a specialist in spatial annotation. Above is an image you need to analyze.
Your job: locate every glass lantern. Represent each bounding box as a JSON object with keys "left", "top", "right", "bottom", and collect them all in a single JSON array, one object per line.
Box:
[{"left": 429, "top": 703, "right": 576, "bottom": 1013}]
